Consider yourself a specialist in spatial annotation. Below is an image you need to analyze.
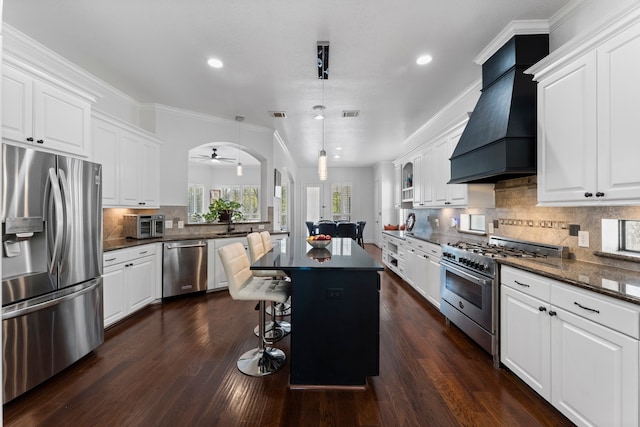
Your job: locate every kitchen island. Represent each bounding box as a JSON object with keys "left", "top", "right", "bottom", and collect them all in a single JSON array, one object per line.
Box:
[{"left": 251, "top": 237, "right": 384, "bottom": 388}]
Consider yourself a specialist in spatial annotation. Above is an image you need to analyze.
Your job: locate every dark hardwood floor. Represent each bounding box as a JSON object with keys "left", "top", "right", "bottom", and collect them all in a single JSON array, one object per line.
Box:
[{"left": 4, "top": 244, "right": 573, "bottom": 427}]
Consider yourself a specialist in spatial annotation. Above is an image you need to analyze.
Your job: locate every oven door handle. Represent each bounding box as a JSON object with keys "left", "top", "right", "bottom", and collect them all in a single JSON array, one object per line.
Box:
[{"left": 442, "top": 262, "right": 490, "bottom": 286}]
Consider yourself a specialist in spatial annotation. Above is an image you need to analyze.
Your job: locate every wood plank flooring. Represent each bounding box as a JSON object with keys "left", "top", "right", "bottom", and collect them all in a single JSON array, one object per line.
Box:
[{"left": 4, "top": 244, "right": 573, "bottom": 426}]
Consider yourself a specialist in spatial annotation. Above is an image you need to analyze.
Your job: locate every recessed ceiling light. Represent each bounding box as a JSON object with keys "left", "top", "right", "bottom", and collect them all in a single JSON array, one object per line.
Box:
[
  {"left": 207, "top": 58, "right": 224, "bottom": 68},
  {"left": 416, "top": 55, "right": 433, "bottom": 65},
  {"left": 336, "top": 147, "right": 343, "bottom": 150},
  {"left": 334, "top": 154, "right": 340, "bottom": 159}
]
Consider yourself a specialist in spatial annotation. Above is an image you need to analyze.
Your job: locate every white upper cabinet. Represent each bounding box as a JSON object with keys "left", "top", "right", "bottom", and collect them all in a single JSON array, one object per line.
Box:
[
  {"left": 92, "top": 112, "right": 161, "bottom": 208},
  {"left": 533, "top": 16, "right": 640, "bottom": 206},
  {"left": 2, "top": 62, "right": 93, "bottom": 157},
  {"left": 411, "top": 153, "right": 423, "bottom": 207}
]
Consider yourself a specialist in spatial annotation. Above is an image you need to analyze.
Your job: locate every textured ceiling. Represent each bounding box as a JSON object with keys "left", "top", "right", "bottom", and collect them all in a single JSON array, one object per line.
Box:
[{"left": 3, "top": 0, "right": 568, "bottom": 168}]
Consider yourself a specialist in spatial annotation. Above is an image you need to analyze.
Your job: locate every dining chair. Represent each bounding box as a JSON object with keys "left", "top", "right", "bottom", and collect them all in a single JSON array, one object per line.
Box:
[
  {"left": 217, "top": 242, "right": 290, "bottom": 376},
  {"left": 356, "top": 221, "right": 366, "bottom": 247},
  {"left": 305, "top": 221, "right": 316, "bottom": 236},
  {"left": 336, "top": 222, "right": 357, "bottom": 240},
  {"left": 317, "top": 222, "right": 337, "bottom": 237}
]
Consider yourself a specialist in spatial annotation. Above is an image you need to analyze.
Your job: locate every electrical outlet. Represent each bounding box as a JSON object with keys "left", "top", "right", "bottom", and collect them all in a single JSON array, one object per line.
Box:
[
  {"left": 578, "top": 230, "right": 589, "bottom": 247},
  {"left": 258, "top": 224, "right": 265, "bottom": 230},
  {"left": 488, "top": 223, "right": 494, "bottom": 234},
  {"left": 165, "top": 220, "right": 173, "bottom": 229},
  {"left": 178, "top": 220, "right": 184, "bottom": 229}
]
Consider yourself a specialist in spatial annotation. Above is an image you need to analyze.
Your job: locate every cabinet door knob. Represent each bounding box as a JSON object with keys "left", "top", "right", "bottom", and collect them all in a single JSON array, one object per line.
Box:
[
  {"left": 548, "top": 310, "right": 557, "bottom": 316},
  {"left": 595, "top": 192, "right": 605, "bottom": 197},
  {"left": 26, "top": 137, "right": 34, "bottom": 142},
  {"left": 36, "top": 139, "right": 44, "bottom": 144},
  {"left": 538, "top": 306, "right": 547, "bottom": 312},
  {"left": 584, "top": 192, "right": 593, "bottom": 197},
  {"left": 138, "top": 202, "right": 146, "bottom": 205}
]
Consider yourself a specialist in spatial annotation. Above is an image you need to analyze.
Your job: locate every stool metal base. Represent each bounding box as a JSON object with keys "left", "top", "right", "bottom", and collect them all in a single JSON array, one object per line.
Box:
[
  {"left": 237, "top": 347, "right": 286, "bottom": 376},
  {"left": 266, "top": 301, "right": 291, "bottom": 317},
  {"left": 254, "top": 320, "right": 291, "bottom": 342}
]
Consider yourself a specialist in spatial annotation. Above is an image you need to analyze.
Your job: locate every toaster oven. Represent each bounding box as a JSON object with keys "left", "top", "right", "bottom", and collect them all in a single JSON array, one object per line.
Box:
[{"left": 123, "top": 214, "right": 165, "bottom": 239}]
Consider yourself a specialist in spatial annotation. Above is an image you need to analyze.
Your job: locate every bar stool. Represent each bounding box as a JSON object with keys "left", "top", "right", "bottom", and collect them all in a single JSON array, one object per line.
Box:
[
  {"left": 246, "top": 233, "right": 291, "bottom": 340},
  {"left": 218, "top": 242, "right": 290, "bottom": 376},
  {"left": 260, "top": 231, "right": 292, "bottom": 317}
]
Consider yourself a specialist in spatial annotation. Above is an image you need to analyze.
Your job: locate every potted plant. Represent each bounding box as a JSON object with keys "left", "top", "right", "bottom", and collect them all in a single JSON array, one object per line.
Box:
[{"left": 196, "top": 198, "right": 244, "bottom": 223}]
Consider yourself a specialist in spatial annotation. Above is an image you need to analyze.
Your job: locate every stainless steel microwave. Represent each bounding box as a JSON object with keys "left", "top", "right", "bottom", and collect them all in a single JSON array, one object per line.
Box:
[{"left": 123, "top": 214, "right": 165, "bottom": 239}]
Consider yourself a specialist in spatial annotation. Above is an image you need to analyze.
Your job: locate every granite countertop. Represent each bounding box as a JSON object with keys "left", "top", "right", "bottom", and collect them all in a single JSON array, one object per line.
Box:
[
  {"left": 382, "top": 230, "right": 448, "bottom": 246},
  {"left": 104, "top": 231, "right": 289, "bottom": 252},
  {"left": 499, "top": 257, "right": 640, "bottom": 305}
]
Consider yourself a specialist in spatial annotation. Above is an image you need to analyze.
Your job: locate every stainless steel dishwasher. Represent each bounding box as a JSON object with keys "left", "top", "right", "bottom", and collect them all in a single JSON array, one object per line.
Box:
[{"left": 162, "top": 240, "right": 208, "bottom": 298}]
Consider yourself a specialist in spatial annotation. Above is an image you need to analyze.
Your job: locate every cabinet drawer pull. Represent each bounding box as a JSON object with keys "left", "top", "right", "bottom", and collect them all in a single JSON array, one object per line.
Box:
[
  {"left": 514, "top": 280, "right": 530, "bottom": 288},
  {"left": 574, "top": 301, "right": 600, "bottom": 314},
  {"left": 139, "top": 250, "right": 148, "bottom": 255},
  {"left": 105, "top": 257, "right": 116, "bottom": 262}
]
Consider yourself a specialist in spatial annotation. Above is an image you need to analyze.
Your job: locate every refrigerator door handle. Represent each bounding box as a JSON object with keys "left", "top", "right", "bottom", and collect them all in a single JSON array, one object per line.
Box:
[
  {"left": 47, "top": 168, "right": 64, "bottom": 274},
  {"left": 57, "top": 168, "right": 73, "bottom": 260},
  {"left": 2, "top": 279, "right": 102, "bottom": 320}
]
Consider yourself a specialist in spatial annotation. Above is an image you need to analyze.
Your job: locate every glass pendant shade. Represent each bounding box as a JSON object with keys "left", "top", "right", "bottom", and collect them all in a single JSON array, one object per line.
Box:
[
  {"left": 236, "top": 162, "right": 243, "bottom": 176},
  {"left": 318, "top": 149, "right": 327, "bottom": 181}
]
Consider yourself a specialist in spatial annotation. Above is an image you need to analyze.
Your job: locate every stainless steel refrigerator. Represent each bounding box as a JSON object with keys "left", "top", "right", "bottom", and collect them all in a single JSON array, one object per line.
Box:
[{"left": 2, "top": 144, "right": 104, "bottom": 403}]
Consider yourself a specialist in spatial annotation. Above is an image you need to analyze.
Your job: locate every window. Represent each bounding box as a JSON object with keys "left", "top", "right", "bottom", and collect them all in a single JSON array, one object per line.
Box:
[
  {"left": 280, "top": 182, "right": 288, "bottom": 230},
  {"left": 221, "top": 185, "right": 260, "bottom": 221},
  {"left": 620, "top": 220, "right": 640, "bottom": 252},
  {"left": 331, "top": 183, "right": 352, "bottom": 221},
  {"left": 187, "top": 184, "right": 205, "bottom": 219}
]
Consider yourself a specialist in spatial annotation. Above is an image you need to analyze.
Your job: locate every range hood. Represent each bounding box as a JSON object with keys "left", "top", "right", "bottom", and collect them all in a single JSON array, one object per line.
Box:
[{"left": 449, "top": 34, "right": 549, "bottom": 184}]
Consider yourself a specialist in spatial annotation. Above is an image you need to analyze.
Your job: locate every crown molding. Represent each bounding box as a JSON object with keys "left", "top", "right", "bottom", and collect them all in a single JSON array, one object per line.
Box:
[
  {"left": 473, "top": 20, "right": 551, "bottom": 65},
  {"left": 2, "top": 23, "right": 141, "bottom": 105},
  {"left": 143, "top": 103, "right": 275, "bottom": 134}
]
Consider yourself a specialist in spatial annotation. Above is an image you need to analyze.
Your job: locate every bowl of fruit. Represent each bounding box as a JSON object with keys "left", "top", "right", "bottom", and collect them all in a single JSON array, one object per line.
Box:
[{"left": 306, "top": 234, "right": 332, "bottom": 249}]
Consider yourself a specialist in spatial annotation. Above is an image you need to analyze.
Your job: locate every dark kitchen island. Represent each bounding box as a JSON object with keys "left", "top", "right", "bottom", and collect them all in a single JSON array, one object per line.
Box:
[{"left": 251, "top": 237, "right": 383, "bottom": 388}]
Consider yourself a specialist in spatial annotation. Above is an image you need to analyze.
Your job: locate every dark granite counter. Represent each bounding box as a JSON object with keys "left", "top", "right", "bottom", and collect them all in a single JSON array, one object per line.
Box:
[
  {"left": 382, "top": 230, "right": 448, "bottom": 246},
  {"left": 499, "top": 257, "right": 640, "bottom": 305},
  {"left": 104, "top": 231, "right": 289, "bottom": 252}
]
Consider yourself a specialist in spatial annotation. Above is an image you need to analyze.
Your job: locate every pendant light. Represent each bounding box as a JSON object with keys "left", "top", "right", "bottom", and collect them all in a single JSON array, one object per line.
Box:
[
  {"left": 235, "top": 116, "right": 243, "bottom": 176},
  {"left": 318, "top": 118, "right": 327, "bottom": 181},
  {"left": 317, "top": 78, "right": 328, "bottom": 181}
]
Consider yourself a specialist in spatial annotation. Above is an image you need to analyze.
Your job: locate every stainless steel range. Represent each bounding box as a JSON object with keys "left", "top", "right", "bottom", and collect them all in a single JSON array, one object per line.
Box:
[{"left": 440, "top": 236, "right": 567, "bottom": 367}]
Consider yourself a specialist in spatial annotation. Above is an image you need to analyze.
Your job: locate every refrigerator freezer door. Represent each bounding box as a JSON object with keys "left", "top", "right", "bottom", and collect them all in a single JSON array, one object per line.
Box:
[{"left": 56, "top": 155, "right": 103, "bottom": 288}]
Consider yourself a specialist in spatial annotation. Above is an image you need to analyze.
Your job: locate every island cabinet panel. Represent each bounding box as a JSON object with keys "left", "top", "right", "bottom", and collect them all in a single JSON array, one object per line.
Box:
[{"left": 289, "top": 269, "right": 380, "bottom": 386}]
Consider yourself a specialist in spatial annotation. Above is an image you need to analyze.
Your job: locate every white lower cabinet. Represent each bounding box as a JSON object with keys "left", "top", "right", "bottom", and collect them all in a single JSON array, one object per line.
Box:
[
  {"left": 103, "top": 244, "right": 158, "bottom": 328},
  {"left": 404, "top": 237, "right": 442, "bottom": 308},
  {"left": 500, "top": 266, "right": 639, "bottom": 427},
  {"left": 212, "top": 237, "right": 249, "bottom": 289}
]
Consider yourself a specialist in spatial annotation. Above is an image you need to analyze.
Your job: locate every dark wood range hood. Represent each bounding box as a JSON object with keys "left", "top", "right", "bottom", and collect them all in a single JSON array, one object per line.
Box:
[{"left": 449, "top": 34, "right": 549, "bottom": 184}]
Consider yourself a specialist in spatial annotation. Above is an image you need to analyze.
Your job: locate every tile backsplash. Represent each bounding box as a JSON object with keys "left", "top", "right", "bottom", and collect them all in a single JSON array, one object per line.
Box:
[{"left": 408, "top": 176, "right": 640, "bottom": 273}]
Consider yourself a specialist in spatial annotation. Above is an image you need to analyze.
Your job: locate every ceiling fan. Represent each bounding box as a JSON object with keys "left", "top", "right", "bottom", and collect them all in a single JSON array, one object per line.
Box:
[{"left": 191, "top": 148, "right": 235, "bottom": 163}]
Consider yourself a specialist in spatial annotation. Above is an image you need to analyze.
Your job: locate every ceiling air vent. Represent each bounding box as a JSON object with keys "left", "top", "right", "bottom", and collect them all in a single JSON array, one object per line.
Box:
[
  {"left": 269, "top": 111, "right": 287, "bottom": 118},
  {"left": 342, "top": 110, "right": 360, "bottom": 118}
]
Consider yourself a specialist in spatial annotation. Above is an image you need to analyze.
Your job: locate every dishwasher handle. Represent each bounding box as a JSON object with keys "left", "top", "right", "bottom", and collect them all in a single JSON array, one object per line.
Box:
[{"left": 165, "top": 242, "right": 206, "bottom": 249}]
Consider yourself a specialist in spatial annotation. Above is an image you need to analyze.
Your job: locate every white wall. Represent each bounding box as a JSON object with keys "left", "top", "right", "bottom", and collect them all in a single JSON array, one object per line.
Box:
[{"left": 141, "top": 105, "right": 275, "bottom": 219}]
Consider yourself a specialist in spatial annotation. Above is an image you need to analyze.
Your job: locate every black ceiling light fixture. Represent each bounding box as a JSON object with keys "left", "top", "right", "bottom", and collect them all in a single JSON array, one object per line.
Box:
[{"left": 317, "top": 41, "right": 329, "bottom": 80}]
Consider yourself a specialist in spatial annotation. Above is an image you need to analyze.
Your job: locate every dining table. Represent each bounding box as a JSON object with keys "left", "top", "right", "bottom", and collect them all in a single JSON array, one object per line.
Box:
[{"left": 251, "top": 237, "right": 384, "bottom": 388}]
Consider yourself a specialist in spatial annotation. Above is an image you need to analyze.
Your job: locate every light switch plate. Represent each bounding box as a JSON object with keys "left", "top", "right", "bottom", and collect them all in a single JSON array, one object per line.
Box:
[
  {"left": 165, "top": 220, "right": 173, "bottom": 229},
  {"left": 578, "top": 231, "right": 589, "bottom": 247},
  {"left": 258, "top": 224, "right": 265, "bottom": 230},
  {"left": 178, "top": 220, "right": 184, "bottom": 229},
  {"left": 488, "top": 223, "right": 494, "bottom": 234}
]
